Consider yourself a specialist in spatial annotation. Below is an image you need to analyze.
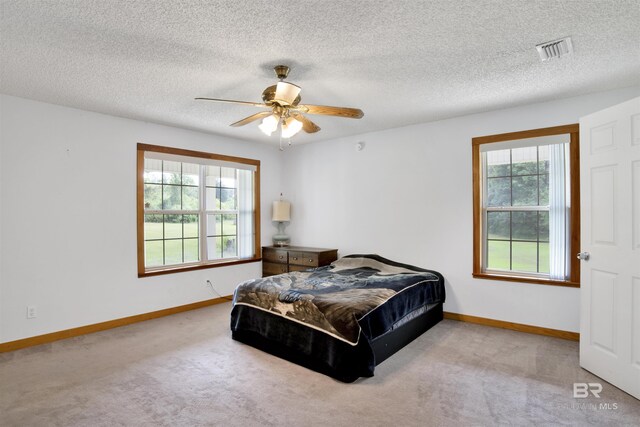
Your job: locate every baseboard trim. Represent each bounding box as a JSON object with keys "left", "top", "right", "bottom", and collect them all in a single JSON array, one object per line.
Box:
[
  {"left": 443, "top": 312, "right": 579, "bottom": 341},
  {"left": 0, "top": 301, "right": 579, "bottom": 353},
  {"left": 0, "top": 296, "right": 232, "bottom": 353}
]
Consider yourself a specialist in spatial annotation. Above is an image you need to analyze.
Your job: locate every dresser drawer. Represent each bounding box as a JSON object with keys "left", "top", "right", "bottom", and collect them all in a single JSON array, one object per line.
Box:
[
  {"left": 288, "top": 251, "right": 319, "bottom": 267},
  {"left": 263, "top": 248, "right": 288, "bottom": 264},
  {"left": 262, "top": 261, "right": 288, "bottom": 276},
  {"left": 302, "top": 252, "right": 320, "bottom": 267}
]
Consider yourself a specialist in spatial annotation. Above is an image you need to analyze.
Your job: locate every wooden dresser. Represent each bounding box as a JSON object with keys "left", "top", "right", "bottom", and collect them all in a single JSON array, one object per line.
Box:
[{"left": 262, "top": 246, "right": 338, "bottom": 277}]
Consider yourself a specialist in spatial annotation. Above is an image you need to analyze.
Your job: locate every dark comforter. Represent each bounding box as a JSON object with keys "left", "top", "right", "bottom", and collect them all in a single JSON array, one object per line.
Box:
[{"left": 230, "top": 254, "right": 445, "bottom": 381}]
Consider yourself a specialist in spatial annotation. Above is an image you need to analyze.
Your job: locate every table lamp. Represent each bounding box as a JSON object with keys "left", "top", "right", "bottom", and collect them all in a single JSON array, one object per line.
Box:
[{"left": 272, "top": 197, "right": 291, "bottom": 246}]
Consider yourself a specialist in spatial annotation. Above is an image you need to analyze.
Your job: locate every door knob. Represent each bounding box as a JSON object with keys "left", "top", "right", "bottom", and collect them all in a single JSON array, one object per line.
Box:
[{"left": 577, "top": 252, "right": 590, "bottom": 261}]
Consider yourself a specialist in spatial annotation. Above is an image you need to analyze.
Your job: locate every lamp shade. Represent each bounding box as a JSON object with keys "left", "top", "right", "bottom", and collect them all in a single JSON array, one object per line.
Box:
[{"left": 272, "top": 200, "right": 291, "bottom": 221}]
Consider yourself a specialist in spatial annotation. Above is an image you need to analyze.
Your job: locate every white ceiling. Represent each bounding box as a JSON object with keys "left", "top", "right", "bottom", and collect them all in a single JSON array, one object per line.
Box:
[{"left": 1, "top": 0, "right": 639, "bottom": 145}]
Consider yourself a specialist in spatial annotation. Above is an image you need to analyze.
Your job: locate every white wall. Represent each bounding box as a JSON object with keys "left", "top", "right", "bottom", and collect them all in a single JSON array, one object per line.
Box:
[
  {"left": 0, "top": 94, "right": 285, "bottom": 343},
  {"left": 3, "top": 87, "right": 639, "bottom": 344},
  {"left": 283, "top": 86, "right": 640, "bottom": 333}
]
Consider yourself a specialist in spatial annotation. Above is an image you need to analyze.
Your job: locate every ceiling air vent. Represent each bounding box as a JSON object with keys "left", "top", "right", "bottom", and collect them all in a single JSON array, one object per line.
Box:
[{"left": 536, "top": 37, "right": 573, "bottom": 61}]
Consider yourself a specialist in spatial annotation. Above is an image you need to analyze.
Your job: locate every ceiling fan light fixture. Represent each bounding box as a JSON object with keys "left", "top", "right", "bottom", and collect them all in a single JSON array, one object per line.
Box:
[
  {"left": 274, "top": 82, "right": 301, "bottom": 106},
  {"left": 281, "top": 117, "right": 303, "bottom": 139},
  {"left": 259, "top": 114, "right": 279, "bottom": 136}
]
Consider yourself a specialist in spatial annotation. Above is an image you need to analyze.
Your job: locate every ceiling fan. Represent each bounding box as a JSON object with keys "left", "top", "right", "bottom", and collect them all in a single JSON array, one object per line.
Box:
[{"left": 196, "top": 65, "right": 364, "bottom": 145}]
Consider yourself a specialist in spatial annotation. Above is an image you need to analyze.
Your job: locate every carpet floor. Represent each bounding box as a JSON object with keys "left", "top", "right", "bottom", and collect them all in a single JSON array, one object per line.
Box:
[{"left": 1, "top": 302, "right": 638, "bottom": 426}]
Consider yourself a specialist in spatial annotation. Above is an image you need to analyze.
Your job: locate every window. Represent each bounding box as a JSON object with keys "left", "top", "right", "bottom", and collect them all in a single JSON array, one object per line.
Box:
[
  {"left": 472, "top": 125, "right": 580, "bottom": 287},
  {"left": 137, "top": 144, "right": 260, "bottom": 277}
]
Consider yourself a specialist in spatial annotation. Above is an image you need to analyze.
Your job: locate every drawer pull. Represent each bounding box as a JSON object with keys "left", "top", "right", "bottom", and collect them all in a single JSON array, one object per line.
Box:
[
  {"left": 309, "top": 259, "right": 313, "bottom": 262},
  {"left": 292, "top": 257, "right": 298, "bottom": 260},
  {"left": 279, "top": 255, "right": 284, "bottom": 259}
]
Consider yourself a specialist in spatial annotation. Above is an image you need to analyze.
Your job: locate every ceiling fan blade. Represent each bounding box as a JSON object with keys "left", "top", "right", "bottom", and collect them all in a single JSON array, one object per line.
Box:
[
  {"left": 230, "top": 111, "right": 273, "bottom": 127},
  {"left": 296, "top": 104, "right": 364, "bottom": 119},
  {"left": 195, "top": 97, "right": 269, "bottom": 108},
  {"left": 292, "top": 113, "right": 321, "bottom": 133}
]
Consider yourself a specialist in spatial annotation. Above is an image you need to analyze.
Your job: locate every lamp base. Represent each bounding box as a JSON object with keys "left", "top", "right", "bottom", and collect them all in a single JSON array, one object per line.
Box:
[{"left": 272, "top": 234, "right": 290, "bottom": 247}]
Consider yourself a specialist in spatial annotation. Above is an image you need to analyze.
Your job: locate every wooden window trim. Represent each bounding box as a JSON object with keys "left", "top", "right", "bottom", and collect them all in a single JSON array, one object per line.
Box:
[
  {"left": 137, "top": 143, "right": 261, "bottom": 277},
  {"left": 472, "top": 124, "right": 580, "bottom": 287}
]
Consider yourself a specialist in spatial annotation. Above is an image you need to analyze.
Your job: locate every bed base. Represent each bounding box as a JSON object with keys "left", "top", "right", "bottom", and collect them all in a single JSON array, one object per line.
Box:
[
  {"left": 231, "top": 302, "right": 443, "bottom": 382},
  {"left": 370, "top": 302, "right": 443, "bottom": 365}
]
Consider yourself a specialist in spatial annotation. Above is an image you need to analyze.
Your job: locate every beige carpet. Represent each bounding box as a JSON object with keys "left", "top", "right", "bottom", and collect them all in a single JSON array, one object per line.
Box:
[{"left": 1, "top": 302, "right": 638, "bottom": 426}]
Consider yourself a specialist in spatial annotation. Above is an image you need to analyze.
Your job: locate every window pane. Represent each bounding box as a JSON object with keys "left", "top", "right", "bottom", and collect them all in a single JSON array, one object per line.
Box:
[
  {"left": 539, "top": 173, "right": 549, "bottom": 206},
  {"left": 487, "top": 212, "right": 510, "bottom": 240},
  {"left": 205, "top": 187, "right": 221, "bottom": 210},
  {"left": 512, "top": 211, "right": 538, "bottom": 241},
  {"left": 144, "top": 184, "right": 162, "bottom": 210},
  {"left": 478, "top": 139, "right": 571, "bottom": 281},
  {"left": 144, "top": 214, "right": 163, "bottom": 240},
  {"left": 512, "top": 175, "right": 538, "bottom": 206},
  {"left": 486, "top": 150, "right": 511, "bottom": 177},
  {"left": 207, "top": 214, "right": 222, "bottom": 236},
  {"left": 162, "top": 160, "right": 181, "bottom": 184},
  {"left": 487, "top": 240, "right": 510, "bottom": 270},
  {"left": 164, "top": 215, "right": 182, "bottom": 239},
  {"left": 182, "top": 186, "right": 199, "bottom": 210},
  {"left": 207, "top": 236, "right": 222, "bottom": 259},
  {"left": 145, "top": 241, "right": 163, "bottom": 267},
  {"left": 144, "top": 158, "right": 162, "bottom": 183},
  {"left": 220, "top": 188, "right": 236, "bottom": 210},
  {"left": 164, "top": 239, "right": 183, "bottom": 265},
  {"left": 184, "top": 238, "right": 199, "bottom": 263},
  {"left": 539, "top": 242, "right": 550, "bottom": 273},
  {"left": 184, "top": 215, "right": 198, "bottom": 238},
  {"left": 538, "top": 145, "right": 549, "bottom": 174},
  {"left": 222, "top": 214, "right": 237, "bottom": 236},
  {"left": 511, "top": 147, "right": 538, "bottom": 176},
  {"left": 223, "top": 236, "right": 237, "bottom": 258},
  {"left": 487, "top": 177, "right": 511, "bottom": 207},
  {"left": 182, "top": 163, "right": 199, "bottom": 186},
  {"left": 539, "top": 211, "right": 549, "bottom": 242},
  {"left": 512, "top": 242, "right": 538, "bottom": 273},
  {"left": 162, "top": 185, "right": 181, "bottom": 210},
  {"left": 221, "top": 167, "right": 236, "bottom": 188},
  {"left": 206, "top": 166, "right": 221, "bottom": 187}
]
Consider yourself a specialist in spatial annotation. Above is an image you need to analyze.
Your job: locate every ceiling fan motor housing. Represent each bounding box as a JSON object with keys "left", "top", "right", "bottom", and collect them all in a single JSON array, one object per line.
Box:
[{"left": 273, "top": 65, "right": 290, "bottom": 80}]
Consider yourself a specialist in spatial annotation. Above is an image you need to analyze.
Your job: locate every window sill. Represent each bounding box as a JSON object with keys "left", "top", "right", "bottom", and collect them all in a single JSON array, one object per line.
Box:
[
  {"left": 472, "top": 272, "right": 579, "bottom": 288},
  {"left": 139, "top": 257, "right": 262, "bottom": 278}
]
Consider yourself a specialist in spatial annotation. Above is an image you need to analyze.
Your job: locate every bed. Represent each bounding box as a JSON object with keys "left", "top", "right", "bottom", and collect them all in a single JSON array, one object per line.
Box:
[{"left": 230, "top": 254, "right": 445, "bottom": 382}]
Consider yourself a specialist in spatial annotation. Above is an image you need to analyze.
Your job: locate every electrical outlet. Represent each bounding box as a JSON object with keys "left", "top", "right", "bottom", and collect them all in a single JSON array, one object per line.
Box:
[{"left": 27, "top": 305, "right": 37, "bottom": 319}]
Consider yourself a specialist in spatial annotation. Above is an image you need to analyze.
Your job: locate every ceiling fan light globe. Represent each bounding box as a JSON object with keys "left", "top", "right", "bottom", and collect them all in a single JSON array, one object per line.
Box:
[
  {"left": 274, "top": 82, "right": 301, "bottom": 106},
  {"left": 281, "top": 117, "right": 303, "bottom": 138},
  {"left": 258, "top": 114, "right": 279, "bottom": 135}
]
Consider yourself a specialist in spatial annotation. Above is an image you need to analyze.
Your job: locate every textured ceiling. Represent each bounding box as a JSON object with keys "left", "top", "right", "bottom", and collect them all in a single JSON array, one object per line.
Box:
[{"left": 1, "top": 0, "right": 639, "bottom": 145}]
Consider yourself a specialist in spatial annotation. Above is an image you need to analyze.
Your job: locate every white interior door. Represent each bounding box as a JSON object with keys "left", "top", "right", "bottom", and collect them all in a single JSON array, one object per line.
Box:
[{"left": 579, "top": 96, "right": 640, "bottom": 399}]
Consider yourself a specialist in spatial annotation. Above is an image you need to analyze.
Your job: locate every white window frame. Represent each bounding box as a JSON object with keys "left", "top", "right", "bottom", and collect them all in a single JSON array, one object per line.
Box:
[{"left": 480, "top": 142, "right": 557, "bottom": 279}]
